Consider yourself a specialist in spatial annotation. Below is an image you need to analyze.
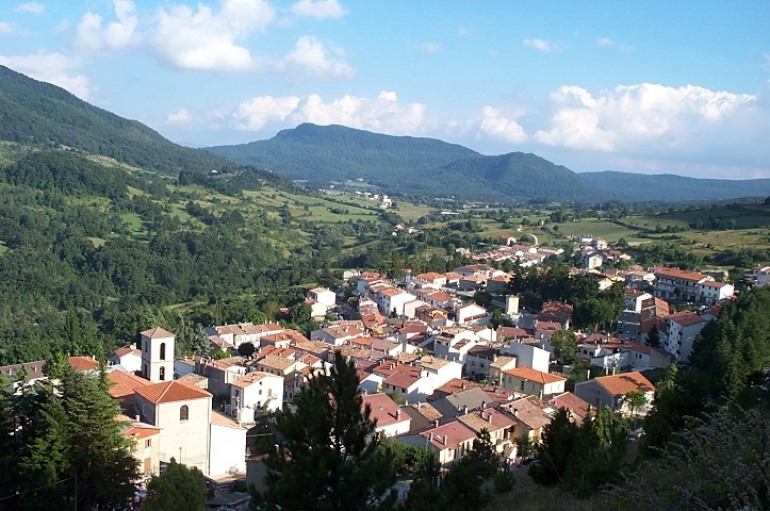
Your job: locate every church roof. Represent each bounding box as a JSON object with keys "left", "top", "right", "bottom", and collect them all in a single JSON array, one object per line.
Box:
[
  {"left": 140, "top": 326, "right": 175, "bottom": 339},
  {"left": 135, "top": 380, "right": 211, "bottom": 404}
]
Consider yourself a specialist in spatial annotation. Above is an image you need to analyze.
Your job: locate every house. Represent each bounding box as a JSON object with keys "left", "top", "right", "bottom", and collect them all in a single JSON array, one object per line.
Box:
[
  {"left": 500, "top": 395, "right": 555, "bottom": 444},
  {"left": 624, "top": 289, "right": 653, "bottom": 313},
  {"left": 458, "top": 407, "right": 517, "bottom": 453},
  {"left": 489, "top": 356, "right": 518, "bottom": 387},
  {"left": 209, "top": 412, "right": 247, "bottom": 478},
  {"left": 230, "top": 371, "right": 284, "bottom": 423},
  {"left": 0, "top": 360, "right": 46, "bottom": 391},
  {"left": 548, "top": 392, "right": 591, "bottom": 424},
  {"left": 400, "top": 420, "right": 478, "bottom": 466},
  {"left": 260, "top": 329, "right": 310, "bottom": 349},
  {"left": 432, "top": 387, "right": 494, "bottom": 420},
  {"left": 362, "top": 393, "right": 411, "bottom": 437},
  {"left": 432, "top": 329, "right": 479, "bottom": 363},
  {"left": 500, "top": 367, "right": 566, "bottom": 398},
  {"left": 653, "top": 267, "right": 734, "bottom": 305},
  {"left": 537, "top": 301, "right": 573, "bottom": 329},
  {"left": 502, "top": 342, "right": 550, "bottom": 373},
  {"left": 307, "top": 287, "right": 337, "bottom": 319},
  {"left": 109, "top": 344, "right": 142, "bottom": 373},
  {"left": 455, "top": 303, "right": 491, "bottom": 326},
  {"left": 68, "top": 356, "right": 100, "bottom": 374},
  {"left": 574, "top": 371, "right": 654, "bottom": 415},
  {"left": 417, "top": 355, "right": 463, "bottom": 387},
  {"left": 664, "top": 311, "right": 708, "bottom": 363},
  {"left": 121, "top": 418, "right": 161, "bottom": 477},
  {"left": 464, "top": 345, "right": 499, "bottom": 380},
  {"left": 311, "top": 324, "right": 365, "bottom": 346},
  {"left": 414, "top": 272, "right": 447, "bottom": 288},
  {"left": 195, "top": 358, "right": 248, "bottom": 397}
]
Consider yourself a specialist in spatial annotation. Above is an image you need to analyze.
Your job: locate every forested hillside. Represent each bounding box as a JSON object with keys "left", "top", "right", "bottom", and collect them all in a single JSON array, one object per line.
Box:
[
  {"left": 207, "top": 123, "right": 600, "bottom": 202},
  {"left": 0, "top": 65, "right": 229, "bottom": 174}
]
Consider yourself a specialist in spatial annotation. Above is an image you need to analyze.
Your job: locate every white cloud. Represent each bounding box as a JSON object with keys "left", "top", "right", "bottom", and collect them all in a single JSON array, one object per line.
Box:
[
  {"left": 15, "top": 2, "right": 45, "bottom": 14},
  {"left": 523, "top": 38, "right": 555, "bottom": 52},
  {"left": 232, "top": 96, "right": 301, "bottom": 130},
  {"left": 534, "top": 83, "right": 761, "bottom": 160},
  {"left": 149, "top": 0, "right": 275, "bottom": 71},
  {"left": 285, "top": 35, "right": 354, "bottom": 78},
  {"left": 74, "top": 0, "right": 138, "bottom": 52},
  {"left": 290, "top": 0, "right": 346, "bottom": 19},
  {"left": 478, "top": 106, "right": 527, "bottom": 144},
  {"left": 0, "top": 22, "right": 16, "bottom": 36},
  {"left": 231, "top": 90, "right": 425, "bottom": 135},
  {"left": 420, "top": 42, "right": 443, "bottom": 54},
  {"left": 166, "top": 108, "right": 193, "bottom": 125},
  {"left": 597, "top": 37, "right": 614, "bottom": 47},
  {"left": 0, "top": 51, "right": 93, "bottom": 99}
]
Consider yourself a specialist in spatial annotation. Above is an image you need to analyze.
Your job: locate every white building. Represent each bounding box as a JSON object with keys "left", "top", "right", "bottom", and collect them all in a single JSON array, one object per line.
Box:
[
  {"left": 664, "top": 311, "right": 708, "bottom": 363},
  {"left": 362, "top": 394, "right": 411, "bottom": 437},
  {"left": 230, "top": 371, "right": 284, "bottom": 423},
  {"left": 455, "top": 303, "right": 491, "bottom": 326},
  {"left": 503, "top": 342, "right": 550, "bottom": 373},
  {"left": 209, "top": 412, "right": 247, "bottom": 477},
  {"left": 140, "top": 327, "right": 175, "bottom": 383}
]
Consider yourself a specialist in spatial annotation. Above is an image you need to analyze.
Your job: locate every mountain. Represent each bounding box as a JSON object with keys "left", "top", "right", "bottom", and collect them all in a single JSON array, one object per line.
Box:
[
  {"left": 580, "top": 171, "right": 770, "bottom": 202},
  {"left": 0, "top": 64, "right": 229, "bottom": 175},
  {"left": 207, "top": 123, "right": 602, "bottom": 201}
]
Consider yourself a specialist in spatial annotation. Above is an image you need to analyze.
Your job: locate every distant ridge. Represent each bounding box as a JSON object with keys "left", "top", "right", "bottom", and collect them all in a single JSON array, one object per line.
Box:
[
  {"left": 207, "top": 123, "right": 599, "bottom": 201},
  {"left": 208, "top": 123, "right": 770, "bottom": 203}
]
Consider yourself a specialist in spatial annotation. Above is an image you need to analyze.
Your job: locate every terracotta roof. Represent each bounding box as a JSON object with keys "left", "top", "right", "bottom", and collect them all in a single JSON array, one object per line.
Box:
[
  {"left": 107, "top": 370, "right": 152, "bottom": 399},
  {"left": 257, "top": 355, "right": 297, "bottom": 371},
  {"left": 211, "top": 411, "right": 244, "bottom": 429},
  {"left": 114, "top": 345, "right": 141, "bottom": 358},
  {"left": 363, "top": 393, "right": 409, "bottom": 429},
  {"left": 420, "top": 420, "right": 476, "bottom": 450},
  {"left": 594, "top": 371, "right": 654, "bottom": 397},
  {"left": 122, "top": 425, "right": 160, "bottom": 441},
  {"left": 549, "top": 392, "right": 591, "bottom": 421},
  {"left": 459, "top": 407, "right": 516, "bottom": 433},
  {"left": 141, "top": 326, "right": 175, "bottom": 339},
  {"left": 410, "top": 402, "right": 442, "bottom": 422},
  {"left": 502, "top": 367, "right": 566, "bottom": 385},
  {"left": 701, "top": 280, "right": 729, "bottom": 288},
  {"left": 668, "top": 311, "right": 707, "bottom": 328},
  {"left": 134, "top": 380, "right": 212, "bottom": 404},
  {"left": 654, "top": 267, "right": 709, "bottom": 283},
  {"left": 502, "top": 395, "right": 553, "bottom": 430},
  {"left": 384, "top": 371, "right": 420, "bottom": 390},
  {"left": 68, "top": 356, "right": 99, "bottom": 372},
  {"left": 231, "top": 371, "right": 274, "bottom": 389}
]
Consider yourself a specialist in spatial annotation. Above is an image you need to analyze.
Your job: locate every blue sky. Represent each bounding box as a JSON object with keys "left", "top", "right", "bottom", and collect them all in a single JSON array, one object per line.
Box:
[{"left": 1, "top": 0, "right": 769, "bottom": 179}]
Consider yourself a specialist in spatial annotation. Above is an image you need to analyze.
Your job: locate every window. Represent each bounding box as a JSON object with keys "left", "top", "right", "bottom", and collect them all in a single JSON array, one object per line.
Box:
[
  {"left": 145, "top": 439, "right": 152, "bottom": 448},
  {"left": 159, "top": 367, "right": 165, "bottom": 381},
  {"left": 160, "top": 343, "right": 166, "bottom": 361},
  {"left": 180, "top": 405, "right": 189, "bottom": 422}
]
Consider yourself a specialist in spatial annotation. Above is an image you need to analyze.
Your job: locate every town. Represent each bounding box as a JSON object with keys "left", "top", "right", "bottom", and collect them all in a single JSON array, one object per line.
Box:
[{"left": 1, "top": 232, "right": 753, "bottom": 510}]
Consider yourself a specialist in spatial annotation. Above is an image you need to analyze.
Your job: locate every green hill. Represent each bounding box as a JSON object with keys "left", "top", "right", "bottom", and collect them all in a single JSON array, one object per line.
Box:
[
  {"left": 580, "top": 171, "right": 770, "bottom": 202},
  {"left": 207, "top": 123, "right": 603, "bottom": 202},
  {"left": 0, "top": 64, "right": 229, "bottom": 175}
]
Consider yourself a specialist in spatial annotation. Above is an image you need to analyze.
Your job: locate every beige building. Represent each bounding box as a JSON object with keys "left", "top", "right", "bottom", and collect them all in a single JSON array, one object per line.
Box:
[
  {"left": 230, "top": 371, "right": 284, "bottom": 423},
  {"left": 134, "top": 380, "right": 213, "bottom": 474},
  {"left": 501, "top": 367, "right": 566, "bottom": 398}
]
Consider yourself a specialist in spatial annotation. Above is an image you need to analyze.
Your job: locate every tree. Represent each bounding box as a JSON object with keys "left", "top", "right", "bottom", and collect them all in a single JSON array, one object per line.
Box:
[
  {"left": 143, "top": 458, "right": 208, "bottom": 511},
  {"left": 646, "top": 323, "right": 661, "bottom": 348},
  {"left": 623, "top": 390, "right": 648, "bottom": 427},
  {"left": 529, "top": 408, "right": 577, "bottom": 486},
  {"left": 264, "top": 353, "right": 398, "bottom": 511},
  {"left": 550, "top": 329, "right": 577, "bottom": 363},
  {"left": 238, "top": 342, "right": 256, "bottom": 358}
]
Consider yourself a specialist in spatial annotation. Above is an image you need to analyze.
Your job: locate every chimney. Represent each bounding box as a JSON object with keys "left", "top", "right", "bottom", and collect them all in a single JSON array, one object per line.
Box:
[
  {"left": 487, "top": 412, "right": 493, "bottom": 423},
  {"left": 395, "top": 409, "right": 401, "bottom": 420},
  {"left": 443, "top": 435, "right": 448, "bottom": 445},
  {"left": 463, "top": 405, "right": 468, "bottom": 415},
  {"left": 428, "top": 432, "right": 434, "bottom": 442},
  {"left": 434, "top": 419, "right": 439, "bottom": 428},
  {"left": 135, "top": 414, "right": 140, "bottom": 422},
  {"left": 481, "top": 401, "right": 487, "bottom": 409},
  {"left": 513, "top": 408, "right": 519, "bottom": 417},
  {"left": 461, "top": 382, "right": 465, "bottom": 390}
]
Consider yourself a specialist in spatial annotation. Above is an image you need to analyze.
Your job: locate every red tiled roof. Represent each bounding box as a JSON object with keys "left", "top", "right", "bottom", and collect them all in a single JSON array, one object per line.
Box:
[
  {"left": 122, "top": 425, "right": 160, "bottom": 441},
  {"left": 503, "top": 367, "right": 566, "bottom": 385},
  {"left": 134, "top": 380, "right": 212, "bottom": 404},
  {"left": 69, "top": 356, "right": 99, "bottom": 372},
  {"left": 108, "top": 370, "right": 152, "bottom": 399},
  {"left": 420, "top": 420, "right": 476, "bottom": 450},
  {"left": 668, "top": 310, "right": 707, "bottom": 327},
  {"left": 363, "top": 393, "right": 409, "bottom": 429},
  {"left": 594, "top": 371, "right": 654, "bottom": 397}
]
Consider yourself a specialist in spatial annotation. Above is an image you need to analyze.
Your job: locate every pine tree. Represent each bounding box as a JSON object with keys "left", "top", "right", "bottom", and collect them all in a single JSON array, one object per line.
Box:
[
  {"left": 265, "top": 353, "right": 398, "bottom": 511},
  {"left": 143, "top": 458, "right": 208, "bottom": 511}
]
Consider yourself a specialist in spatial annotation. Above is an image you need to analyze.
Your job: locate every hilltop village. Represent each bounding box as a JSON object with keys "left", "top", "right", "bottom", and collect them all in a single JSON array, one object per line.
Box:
[{"left": 1, "top": 234, "right": 748, "bottom": 508}]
